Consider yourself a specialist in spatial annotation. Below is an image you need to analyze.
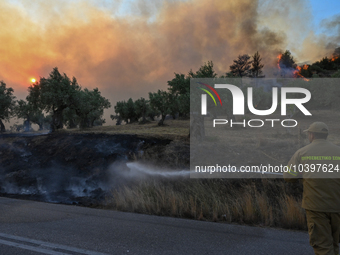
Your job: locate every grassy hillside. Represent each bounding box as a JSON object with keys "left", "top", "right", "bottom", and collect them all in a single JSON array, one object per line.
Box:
[{"left": 58, "top": 119, "right": 190, "bottom": 140}]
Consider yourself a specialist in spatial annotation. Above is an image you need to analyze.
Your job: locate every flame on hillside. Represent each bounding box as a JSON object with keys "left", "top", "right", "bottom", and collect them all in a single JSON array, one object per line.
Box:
[
  {"left": 277, "top": 54, "right": 282, "bottom": 70},
  {"left": 293, "top": 66, "right": 309, "bottom": 81},
  {"left": 277, "top": 53, "right": 309, "bottom": 81}
]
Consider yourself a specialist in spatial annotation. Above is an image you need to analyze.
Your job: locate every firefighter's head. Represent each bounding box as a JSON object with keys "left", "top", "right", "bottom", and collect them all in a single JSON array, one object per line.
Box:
[{"left": 304, "top": 122, "right": 329, "bottom": 142}]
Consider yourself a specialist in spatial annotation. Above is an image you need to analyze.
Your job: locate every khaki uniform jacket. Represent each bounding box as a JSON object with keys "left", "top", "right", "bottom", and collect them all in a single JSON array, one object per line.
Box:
[{"left": 284, "top": 139, "right": 340, "bottom": 212}]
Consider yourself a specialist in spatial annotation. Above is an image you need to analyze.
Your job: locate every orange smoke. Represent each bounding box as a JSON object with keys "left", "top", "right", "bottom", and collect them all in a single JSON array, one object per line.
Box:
[{"left": 0, "top": 0, "right": 335, "bottom": 110}]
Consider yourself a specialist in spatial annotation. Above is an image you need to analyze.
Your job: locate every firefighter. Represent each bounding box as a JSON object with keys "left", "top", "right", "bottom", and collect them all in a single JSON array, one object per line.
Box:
[{"left": 284, "top": 122, "right": 340, "bottom": 255}]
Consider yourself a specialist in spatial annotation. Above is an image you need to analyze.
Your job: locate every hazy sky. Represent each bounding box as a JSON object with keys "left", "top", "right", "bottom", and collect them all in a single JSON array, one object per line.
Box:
[{"left": 1, "top": 0, "right": 339, "bottom": 125}]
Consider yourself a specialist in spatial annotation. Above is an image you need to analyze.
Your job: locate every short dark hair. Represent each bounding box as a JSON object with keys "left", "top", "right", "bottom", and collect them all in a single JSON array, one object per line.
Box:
[{"left": 310, "top": 132, "right": 328, "bottom": 139}]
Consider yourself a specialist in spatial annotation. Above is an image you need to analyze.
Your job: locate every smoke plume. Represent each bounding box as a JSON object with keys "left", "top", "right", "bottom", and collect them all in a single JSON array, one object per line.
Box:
[{"left": 0, "top": 0, "right": 338, "bottom": 123}]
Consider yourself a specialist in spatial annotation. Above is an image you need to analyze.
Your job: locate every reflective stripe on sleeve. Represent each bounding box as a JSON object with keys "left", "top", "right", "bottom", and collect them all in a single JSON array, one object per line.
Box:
[{"left": 287, "top": 166, "right": 298, "bottom": 177}]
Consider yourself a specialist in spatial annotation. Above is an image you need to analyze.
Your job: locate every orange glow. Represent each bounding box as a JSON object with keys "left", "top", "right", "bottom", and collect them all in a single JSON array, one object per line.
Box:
[
  {"left": 303, "top": 64, "right": 308, "bottom": 70},
  {"left": 30, "top": 78, "right": 36, "bottom": 83},
  {"left": 277, "top": 54, "right": 282, "bottom": 70},
  {"left": 293, "top": 66, "right": 309, "bottom": 81},
  {"left": 331, "top": 56, "right": 339, "bottom": 62}
]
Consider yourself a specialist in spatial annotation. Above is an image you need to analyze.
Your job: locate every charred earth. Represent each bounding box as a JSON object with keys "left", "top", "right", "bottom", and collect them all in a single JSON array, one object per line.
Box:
[{"left": 0, "top": 132, "right": 189, "bottom": 207}]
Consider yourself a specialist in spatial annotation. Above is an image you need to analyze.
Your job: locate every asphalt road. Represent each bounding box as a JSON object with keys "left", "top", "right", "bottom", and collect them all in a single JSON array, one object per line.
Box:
[{"left": 0, "top": 197, "right": 313, "bottom": 255}]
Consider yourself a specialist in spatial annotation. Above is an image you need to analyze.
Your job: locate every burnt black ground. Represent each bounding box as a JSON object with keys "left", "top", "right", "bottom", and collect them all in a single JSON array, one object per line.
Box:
[{"left": 0, "top": 132, "right": 185, "bottom": 206}]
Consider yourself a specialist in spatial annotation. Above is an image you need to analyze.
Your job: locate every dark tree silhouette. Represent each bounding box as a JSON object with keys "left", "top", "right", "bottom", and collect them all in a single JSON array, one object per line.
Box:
[
  {"left": 250, "top": 51, "right": 264, "bottom": 77},
  {"left": 0, "top": 81, "right": 15, "bottom": 132},
  {"left": 229, "top": 55, "right": 253, "bottom": 77},
  {"left": 188, "top": 61, "right": 217, "bottom": 78},
  {"left": 278, "top": 50, "right": 296, "bottom": 69}
]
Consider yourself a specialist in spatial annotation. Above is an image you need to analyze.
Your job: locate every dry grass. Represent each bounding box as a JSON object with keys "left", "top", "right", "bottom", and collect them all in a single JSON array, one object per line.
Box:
[
  {"left": 91, "top": 115, "right": 313, "bottom": 230},
  {"left": 57, "top": 119, "right": 190, "bottom": 140},
  {"left": 281, "top": 195, "right": 306, "bottom": 229},
  {"left": 105, "top": 178, "right": 306, "bottom": 230}
]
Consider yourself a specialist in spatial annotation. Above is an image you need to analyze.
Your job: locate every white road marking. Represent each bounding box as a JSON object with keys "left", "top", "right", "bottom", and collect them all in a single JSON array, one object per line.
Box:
[
  {"left": 0, "top": 239, "right": 69, "bottom": 255},
  {"left": 0, "top": 232, "right": 110, "bottom": 255}
]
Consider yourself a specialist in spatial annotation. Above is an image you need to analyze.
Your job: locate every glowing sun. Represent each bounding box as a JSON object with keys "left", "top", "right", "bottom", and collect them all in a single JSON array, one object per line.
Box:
[{"left": 30, "top": 78, "right": 36, "bottom": 83}]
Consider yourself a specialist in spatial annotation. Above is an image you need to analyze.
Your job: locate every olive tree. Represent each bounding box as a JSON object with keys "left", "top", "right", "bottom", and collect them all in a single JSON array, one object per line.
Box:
[{"left": 0, "top": 81, "right": 16, "bottom": 132}]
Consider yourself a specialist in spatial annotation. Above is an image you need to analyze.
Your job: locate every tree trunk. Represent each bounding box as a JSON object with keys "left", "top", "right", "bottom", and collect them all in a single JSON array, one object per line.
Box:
[
  {"left": 68, "top": 119, "right": 77, "bottom": 129},
  {"left": 50, "top": 115, "right": 56, "bottom": 132},
  {"left": 116, "top": 116, "right": 122, "bottom": 125},
  {"left": 56, "top": 112, "right": 64, "bottom": 129},
  {"left": 142, "top": 113, "right": 146, "bottom": 124},
  {"left": 149, "top": 115, "right": 155, "bottom": 121},
  {"left": 80, "top": 117, "right": 88, "bottom": 129},
  {"left": 0, "top": 119, "right": 5, "bottom": 132},
  {"left": 51, "top": 110, "right": 62, "bottom": 132},
  {"left": 52, "top": 109, "right": 64, "bottom": 130},
  {"left": 24, "top": 116, "right": 31, "bottom": 132},
  {"left": 158, "top": 114, "right": 166, "bottom": 126}
]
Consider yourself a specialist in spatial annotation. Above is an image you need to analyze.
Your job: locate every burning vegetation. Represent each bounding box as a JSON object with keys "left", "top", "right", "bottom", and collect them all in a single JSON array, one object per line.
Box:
[
  {"left": 274, "top": 47, "right": 340, "bottom": 81},
  {"left": 277, "top": 47, "right": 340, "bottom": 79}
]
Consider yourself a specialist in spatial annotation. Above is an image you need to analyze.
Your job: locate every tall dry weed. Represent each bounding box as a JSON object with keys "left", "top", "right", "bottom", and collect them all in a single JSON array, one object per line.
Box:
[
  {"left": 105, "top": 178, "right": 306, "bottom": 230},
  {"left": 280, "top": 195, "right": 306, "bottom": 229}
]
